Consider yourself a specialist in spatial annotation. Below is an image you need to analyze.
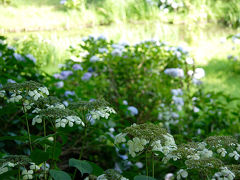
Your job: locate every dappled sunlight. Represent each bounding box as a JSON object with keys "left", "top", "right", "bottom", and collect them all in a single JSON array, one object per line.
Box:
[{"left": 1, "top": 0, "right": 240, "bottom": 179}]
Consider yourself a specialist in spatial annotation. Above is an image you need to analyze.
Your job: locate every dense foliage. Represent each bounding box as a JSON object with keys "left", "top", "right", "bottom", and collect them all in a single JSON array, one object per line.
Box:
[{"left": 1, "top": 35, "right": 240, "bottom": 180}]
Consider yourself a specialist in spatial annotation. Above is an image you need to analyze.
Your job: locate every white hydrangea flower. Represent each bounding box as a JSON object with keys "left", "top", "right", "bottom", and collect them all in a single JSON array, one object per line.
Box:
[
  {"left": 23, "top": 100, "right": 33, "bottom": 110},
  {"left": 54, "top": 103, "right": 65, "bottom": 109},
  {"left": 127, "top": 137, "right": 149, "bottom": 157},
  {"left": 186, "top": 57, "right": 194, "bottom": 64},
  {"left": 115, "top": 133, "right": 127, "bottom": 144},
  {"left": 0, "top": 166, "right": 8, "bottom": 175},
  {"left": 193, "top": 68, "right": 205, "bottom": 79},
  {"left": 29, "top": 163, "right": 40, "bottom": 170},
  {"left": 32, "top": 115, "right": 42, "bottom": 125},
  {"left": 28, "top": 90, "right": 43, "bottom": 101},
  {"left": 212, "top": 167, "right": 235, "bottom": 180},
  {"left": 236, "top": 144, "right": 240, "bottom": 152},
  {"left": 151, "top": 140, "right": 162, "bottom": 151},
  {"left": 7, "top": 93, "right": 22, "bottom": 103},
  {"left": 97, "top": 174, "right": 108, "bottom": 180},
  {"left": 0, "top": 90, "right": 5, "bottom": 98},
  {"left": 187, "top": 154, "right": 200, "bottom": 160},
  {"left": 7, "top": 162, "right": 15, "bottom": 167},
  {"left": 22, "top": 169, "right": 33, "bottom": 180},
  {"left": 177, "top": 169, "right": 188, "bottom": 180},
  {"left": 229, "top": 151, "right": 240, "bottom": 160},
  {"left": 217, "top": 148, "right": 227, "bottom": 157},
  {"left": 38, "top": 87, "right": 49, "bottom": 96},
  {"left": 56, "top": 118, "right": 68, "bottom": 128},
  {"left": 198, "top": 142, "right": 207, "bottom": 150},
  {"left": 32, "top": 108, "right": 41, "bottom": 114},
  {"left": 198, "top": 149, "right": 213, "bottom": 158},
  {"left": 90, "top": 106, "right": 116, "bottom": 120},
  {"left": 55, "top": 116, "right": 84, "bottom": 128}
]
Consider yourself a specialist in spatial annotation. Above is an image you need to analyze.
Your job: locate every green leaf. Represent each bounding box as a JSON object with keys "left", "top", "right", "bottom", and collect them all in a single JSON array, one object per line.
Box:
[
  {"left": 134, "top": 175, "right": 156, "bottom": 180},
  {"left": 47, "top": 143, "right": 62, "bottom": 161},
  {"left": 49, "top": 170, "right": 71, "bottom": 180},
  {"left": 87, "top": 161, "right": 104, "bottom": 176},
  {"left": 30, "top": 149, "right": 49, "bottom": 164},
  {"left": 33, "top": 134, "right": 55, "bottom": 146},
  {"left": 69, "top": 158, "right": 93, "bottom": 175},
  {"left": 0, "top": 136, "right": 28, "bottom": 141}
]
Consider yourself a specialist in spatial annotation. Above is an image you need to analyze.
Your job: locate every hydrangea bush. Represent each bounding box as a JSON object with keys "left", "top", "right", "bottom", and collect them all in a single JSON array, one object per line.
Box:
[{"left": 1, "top": 35, "right": 240, "bottom": 179}]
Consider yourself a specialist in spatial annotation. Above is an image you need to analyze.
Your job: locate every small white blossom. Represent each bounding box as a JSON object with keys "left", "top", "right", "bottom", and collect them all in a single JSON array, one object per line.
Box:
[
  {"left": 127, "top": 137, "right": 149, "bottom": 157},
  {"left": 0, "top": 90, "right": 5, "bottom": 98},
  {"left": 38, "top": 87, "right": 49, "bottom": 95},
  {"left": 29, "top": 163, "right": 40, "bottom": 170},
  {"left": 90, "top": 106, "right": 116, "bottom": 120},
  {"left": 115, "top": 133, "right": 127, "bottom": 144},
  {"left": 229, "top": 151, "right": 240, "bottom": 160},
  {"left": 217, "top": 148, "right": 227, "bottom": 157},
  {"left": 22, "top": 169, "right": 33, "bottom": 180},
  {"left": 194, "top": 68, "right": 205, "bottom": 79},
  {"left": 32, "top": 115, "right": 42, "bottom": 125},
  {"left": 198, "top": 149, "right": 213, "bottom": 158},
  {"left": 177, "top": 169, "right": 188, "bottom": 180},
  {"left": 212, "top": 167, "right": 235, "bottom": 180},
  {"left": 0, "top": 166, "right": 8, "bottom": 175}
]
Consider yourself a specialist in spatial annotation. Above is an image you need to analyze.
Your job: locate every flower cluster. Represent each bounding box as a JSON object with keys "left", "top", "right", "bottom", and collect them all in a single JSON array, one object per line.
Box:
[
  {"left": 89, "top": 106, "right": 116, "bottom": 120},
  {"left": 164, "top": 68, "right": 184, "bottom": 78},
  {"left": 176, "top": 169, "right": 188, "bottom": 180},
  {"left": 158, "top": 0, "right": 184, "bottom": 13},
  {"left": 2, "top": 82, "right": 49, "bottom": 106},
  {"left": 55, "top": 115, "right": 84, "bottom": 128},
  {"left": 171, "top": 88, "right": 184, "bottom": 111},
  {"left": 115, "top": 123, "right": 177, "bottom": 158},
  {"left": 212, "top": 167, "right": 235, "bottom": 180},
  {"left": 97, "top": 169, "right": 129, "bottom": 180},
  {"left": 127, "top": 137, "right": 149, "bottom": 157}
]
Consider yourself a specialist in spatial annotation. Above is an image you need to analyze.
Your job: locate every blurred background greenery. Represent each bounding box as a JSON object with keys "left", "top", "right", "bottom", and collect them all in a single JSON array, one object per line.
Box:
[{"left": 1, "top": 0, "right": 240, "bottom": 96}]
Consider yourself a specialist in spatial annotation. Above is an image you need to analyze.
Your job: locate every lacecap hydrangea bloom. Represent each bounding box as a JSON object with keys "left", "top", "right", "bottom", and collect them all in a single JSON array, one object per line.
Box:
[{"left": 115, "top": 123, "right": 177, "bottom": 158}]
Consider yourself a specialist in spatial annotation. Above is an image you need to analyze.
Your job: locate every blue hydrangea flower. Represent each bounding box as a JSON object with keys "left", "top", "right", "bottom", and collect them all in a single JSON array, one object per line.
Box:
[
  {"left": 64, "top": 91, "right": 75, "bottom": 97},
  {"left": 164, "top": 68, "right": 184, "bottom": 78},
  {"left": 72, "top": 64, "right": 83, "bottom": 71},
  {"left": 127, "top": 106, "right": 138, "bottom": 116},
  {"left": 82, "top": 72, "right": 92, "bottom": 81},
  {"left": 26, "top": 54, "right": 36, "bottom": 63},
  {"left": 90, "top": 55, "right": 100, "bottom": 62}
]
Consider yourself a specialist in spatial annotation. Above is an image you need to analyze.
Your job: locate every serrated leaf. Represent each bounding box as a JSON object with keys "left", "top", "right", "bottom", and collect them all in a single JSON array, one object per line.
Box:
[
  {"left": 50, "top": 170, "right": 71, "bottom": 180},
  {"left": 134, "top": 175, "right": 156, "bottom": 180},
  {"left": 69, "top": 158, "right": 92, "bottom": 175}
]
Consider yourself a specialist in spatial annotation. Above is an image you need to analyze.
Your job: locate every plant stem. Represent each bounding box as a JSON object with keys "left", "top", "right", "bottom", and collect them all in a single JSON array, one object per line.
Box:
[
  {"left": 23, "top": 106, "right": 32, "bottom": 152},
  {"left": 52, "top": 127, "right": 57, "bottom": 169},
  {"left": 152, "top": 153, "right": 154, "bottom": 178},
  {"left": 145, "top": 151, "right": 148, "bottom": 177},
  {"left": 43, "top": 118, "right": 47, "bottom": 180},
  {"left": 73, "top": 111, "right": 87, "bottom": 180},
  {"left": 18, "top": 166, "right": 20, "bottom": 180}
]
